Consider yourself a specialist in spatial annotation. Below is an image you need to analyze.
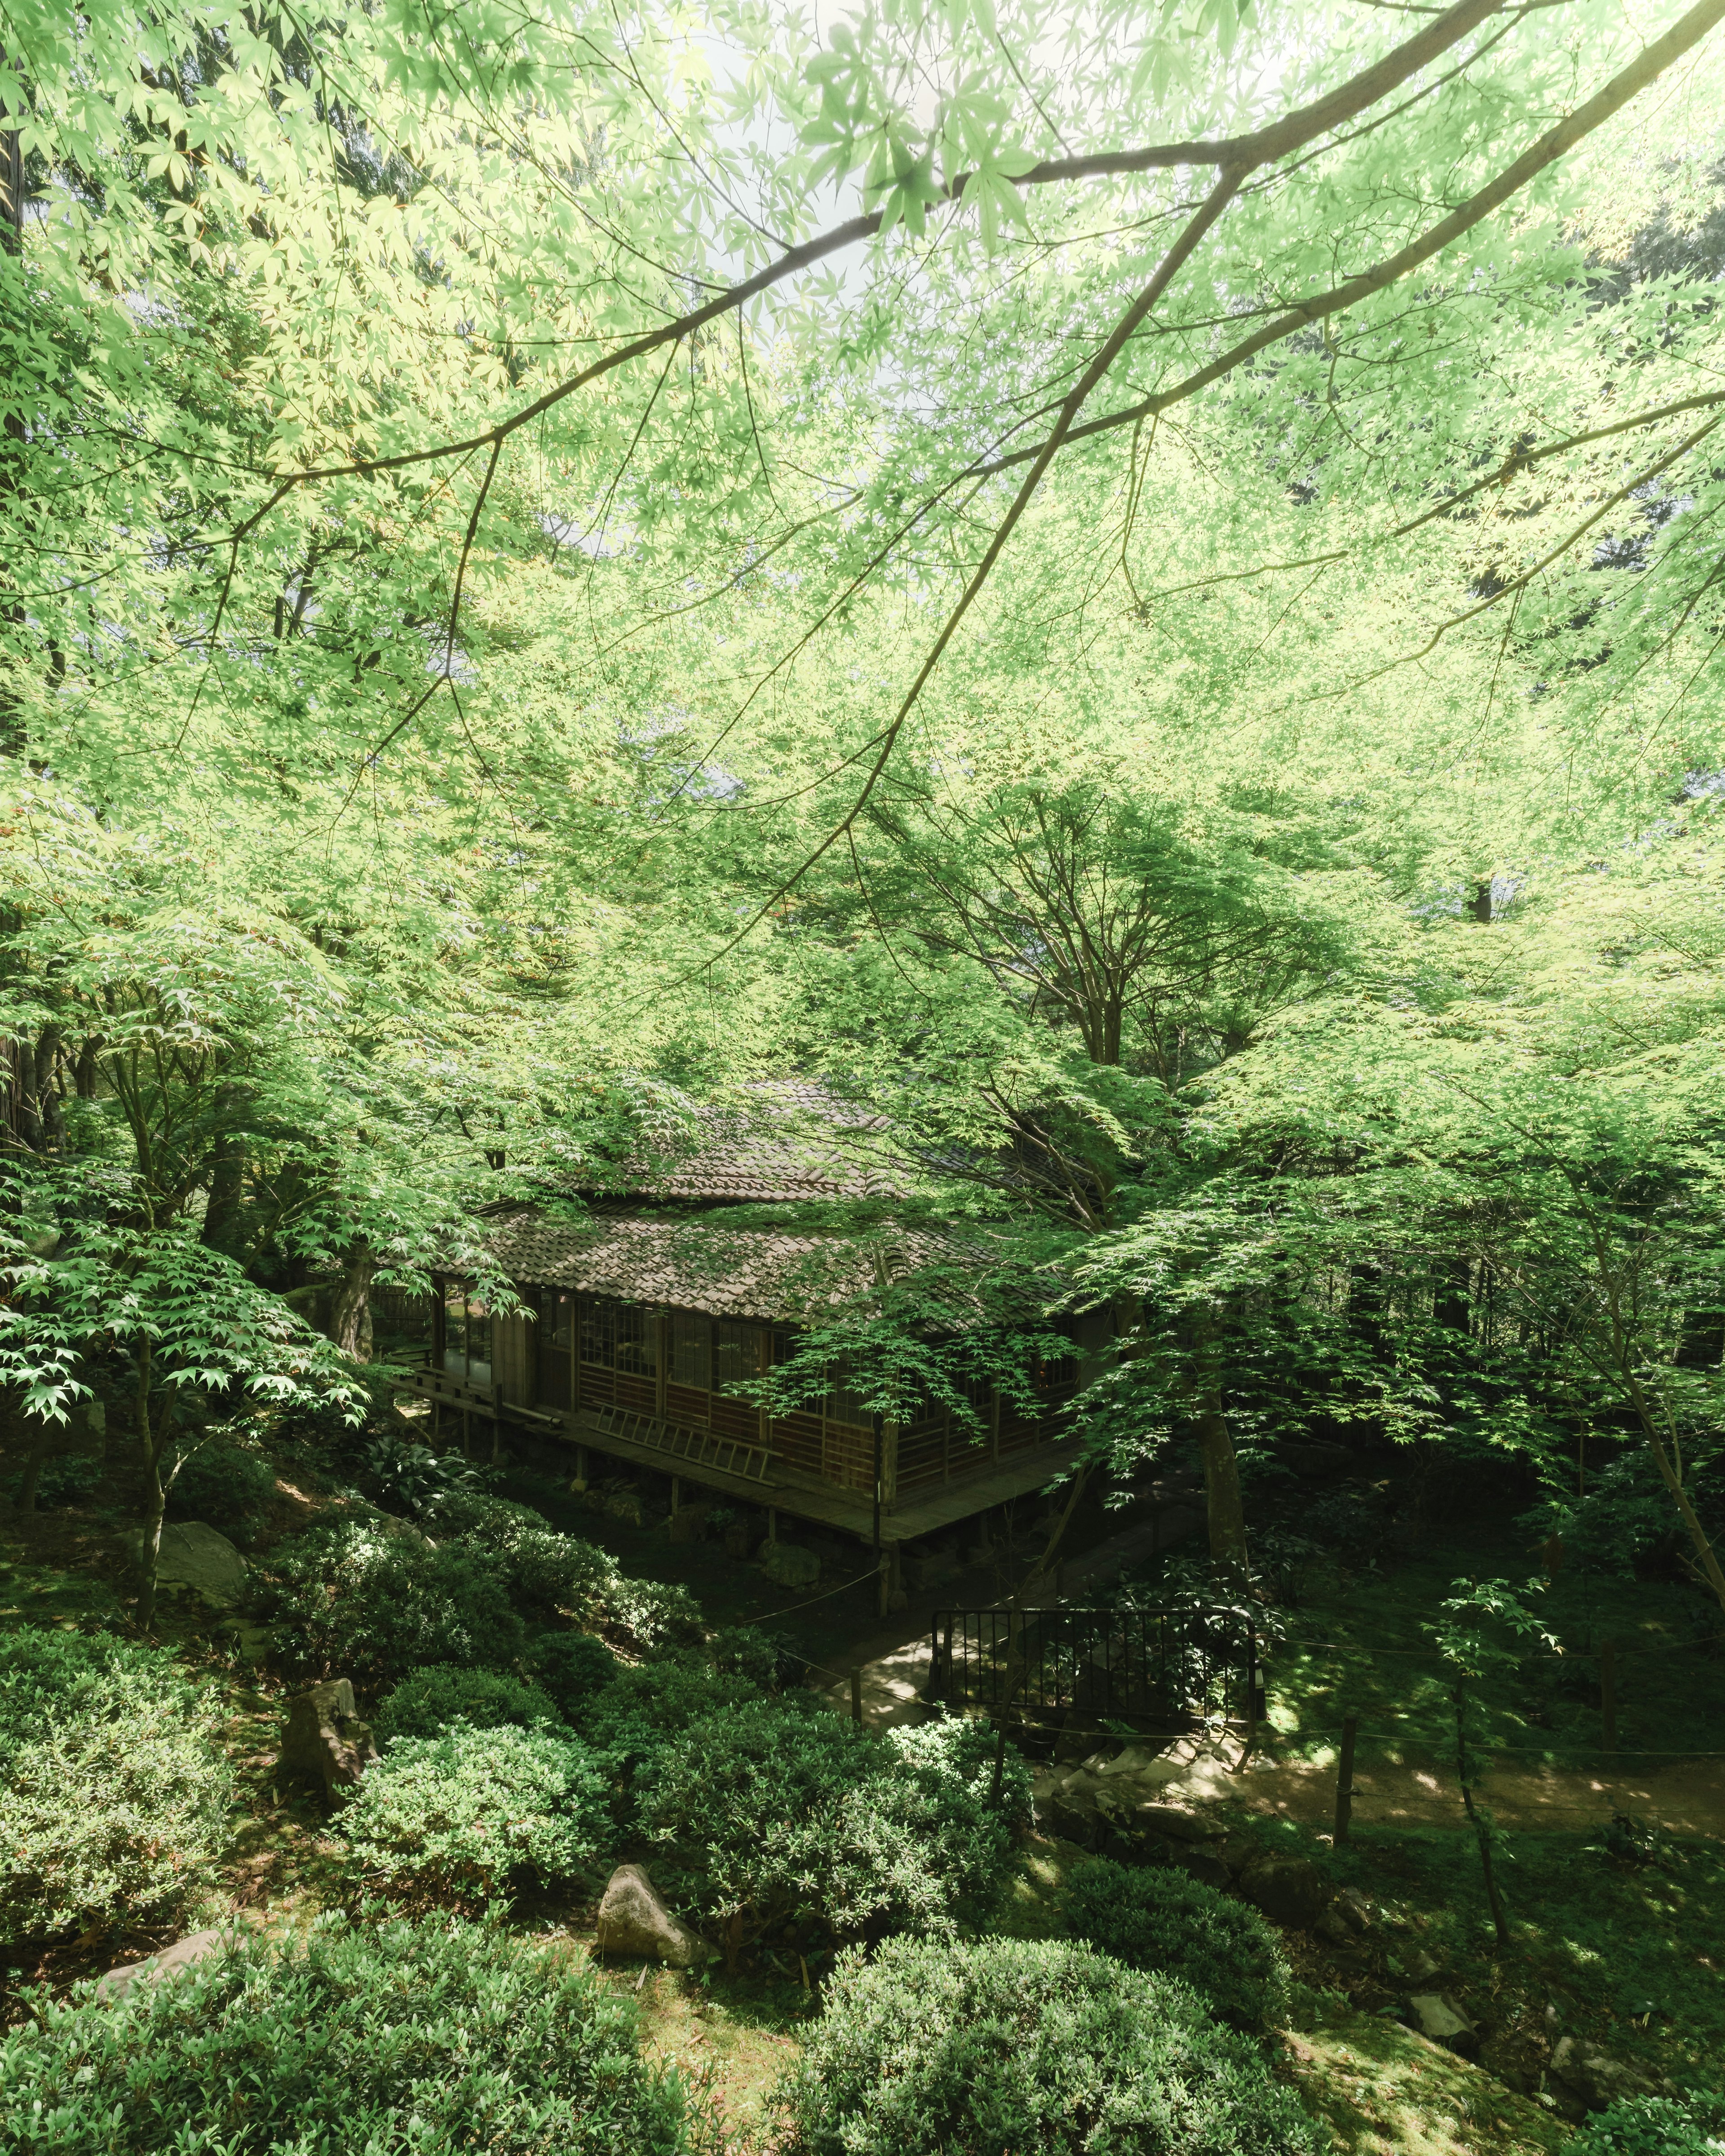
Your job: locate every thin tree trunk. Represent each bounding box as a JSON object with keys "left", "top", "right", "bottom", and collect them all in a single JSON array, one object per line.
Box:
[
  {"left": 15, "top": 1417, "right": 57, "bottom": 1514},
  {"left": 1192, "top": 1304, "right": 1248, "bottom": 1571},
  {"left": 331, "top": 1241, "right": 376, "bottom": 1360},
  {"left": 134, "top": 1346, "right": 170, "bottom": 1631},
  {"left": 1455, "top": 1681, "right": 1510, "bottom": 1950},
  {"left": 201, "top": 1081, "right": 249, "bottom": 1257}
]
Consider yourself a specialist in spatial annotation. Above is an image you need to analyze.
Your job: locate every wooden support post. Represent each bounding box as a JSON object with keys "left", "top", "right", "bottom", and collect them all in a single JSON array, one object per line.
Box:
[
  {"left": 1601, "top": 1639, "right": 1618, "bottom": 1754},
  {"left": 573, "top": 1444, "right": 589, "bottom": 1492},
  {"left": 765, "top": 1507, "right": 778, "bottom": 1545},
  {"left": 850, "top": 1667, "right": 862, "bottom": 1725},
  {"left": 671, "top": 1476, "right": 681, "bottom": 1519},
  {"left": 1334, "top": 1713, "right": 1358, "bottom": 1847},
  {"left": 877, "top": 1549, "right": 890, "bottom": 1619}
]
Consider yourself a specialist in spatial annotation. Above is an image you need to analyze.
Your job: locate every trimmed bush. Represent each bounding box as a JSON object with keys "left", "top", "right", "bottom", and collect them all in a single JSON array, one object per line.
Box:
[
  {"left": 0, "top": 1630, "right": 234, "bottom": 1946},
  {"left": 636, "top": 1698, "right": 1025, "bottom": 1961},
  {"left": 373, "top": 1664, "right": 564, "bottom": 1746},
  {"left": 167, "top": 1440, "right": 278, "bottom": 1540},
  {"left": 0, "top": 1914, "right": 722, "bottom": 2155},
  {"left": 1570, "top": 2094, "right": 1725, "bottom": 2155},
  {"left": 710, "top": 1624, "right": 797, "bottom": 1691},
  {"left": 437, "top": 1492, "right": 704, "bottom": 1652},
  {"left": 530, "top": 1630, "right": 621, "bottom": 1723},
  {"left": 775, "top": 1935, "right": 1321, "bottom": 2156},
  {"left": 264, "top": 1517, "right": 526, "bottom": 1686},
  {"left": 1066, "top": 1859, "right": 1292, "bottom": 2029},
  {"left": 336, "top": 1721, "right": 607, "bottom": 1911}
]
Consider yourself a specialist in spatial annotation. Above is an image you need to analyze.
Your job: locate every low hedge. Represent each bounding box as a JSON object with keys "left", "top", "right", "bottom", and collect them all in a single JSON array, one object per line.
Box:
[
  {"left": 1065, "top": 1859, "right": 1292, "bottom": 2028},
  {"left": 774, "top": 1934, "right": 1321, "bottom": 2156},
  {"left": 0, "top": 1914, "right": 723, "bottom": 2154},
  {"left": 264, "top": 1518, "right": 526, "bottom": 1688},
  {"left": 373, "top": 1664, "right": 564, "bottom": 1746},
  {"left": 0, "top": 1630, "right": 233, "bottom": 1946},
  {"left": 336, "top": 1722, "right": 607, "bottom": 1911},
  {"left": 636, "top": 1699, "right": 1027, "bottom": 1962}
]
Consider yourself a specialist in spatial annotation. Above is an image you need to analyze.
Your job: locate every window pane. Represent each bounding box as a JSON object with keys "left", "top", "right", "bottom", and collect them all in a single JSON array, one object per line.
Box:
[
  {"left": 715, "top": 1321, "right": 759, "bottom": 1393},
  {"left": 668, "top": 1312, "right": 709, "bottom": 1387},
  {"left": 616, "top": 1305, "right": 658, "bottom": 1377},
  {"left": 580, "top": 1297, "right": 616, "bottom": 1368},
  {"left": 466, "top": 1295, "right": 492, "bottom": 1386},
  {"left": 827, "top": 1359, "right": 872, "bottom": 1427},
  {"left": 443, "top": 1283, "right": 468, "bottom": 1378}
]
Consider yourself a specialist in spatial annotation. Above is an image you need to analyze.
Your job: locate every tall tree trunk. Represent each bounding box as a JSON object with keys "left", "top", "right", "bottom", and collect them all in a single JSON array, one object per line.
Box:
[
  {"left": 331, "top": 1242, "right": 376, "bottom": 1360},
  {"left": 1191, "top": 1304, "right": 1248, "bottom": 1572},
  {"left": 134, "top": 1346, "right": 168, "bottom": 1631},
  {"left": 201, "top": 1080, "right": 250, "bottom": 1257}
]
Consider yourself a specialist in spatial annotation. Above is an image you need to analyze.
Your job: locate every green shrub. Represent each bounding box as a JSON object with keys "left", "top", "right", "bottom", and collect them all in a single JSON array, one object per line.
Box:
[
  {"left": 373, "top": 1664, "right": 563, "bottom": 1746},
  {"left": 1570, "top": 2094, "right": 1725, "bottom": 2155},
  {"left": 264, "top": 1517, "right": 526, "bottom": 1687},
  {"left": 167, "top": 1439, "right": 278, "bottom": 1539},
  {"left": 530, "top": 1630, "right": 621, "bottom": 1723},
  {"left": 775, "top": 1935, "right": 1321, "bottom": 2156},
  {"left": 579, "top": 1659, "right": 760, "bottom": 1757},
  {"left": 7, "top": 1454, "right": 103, "bottom": 1511},
  {"left": 336, "top": 1721, "right": 606, "bottom": 1911},
  {"left": 0, "top": 1631, "right": 234, "bottom": 1946},
  {"left": 603, "top": 1573, "right": 705, "bottom": 1653},
  {"left": 1066, "top": 1859, "right": 1292, "bottom": 2029},
  {"left": 710, "top": 1624, "right": 796, "bottom": 1691},
  {"left": 438, "top": 1493, "right": 704, "bottom": 1652},
  {"left": 636, "top": 1698, "right": 1025, "bottom": 1962},
  {"left": 0, "top": 1913, "right": 722, "bottom": 2155}
]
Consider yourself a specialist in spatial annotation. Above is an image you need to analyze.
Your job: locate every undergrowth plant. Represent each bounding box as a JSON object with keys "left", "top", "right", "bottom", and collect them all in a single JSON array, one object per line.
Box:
[
  {"left": 0, "top": 1630, "right": 234, "bottom": 1947},
  {"left": 0, "top": 1915, "right": 723, "bottom": 2154}
]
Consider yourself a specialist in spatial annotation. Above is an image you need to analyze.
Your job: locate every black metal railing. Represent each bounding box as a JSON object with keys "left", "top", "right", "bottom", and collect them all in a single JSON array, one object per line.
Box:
[{"left": 929, "top": 1605, "right": 1261, "bottom": 1737}]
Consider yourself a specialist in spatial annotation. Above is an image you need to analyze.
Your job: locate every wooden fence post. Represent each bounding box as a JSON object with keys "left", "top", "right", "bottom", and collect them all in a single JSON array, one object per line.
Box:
[
  {"left": 1334, "top": 1713, "right": 1359, "bottom": 1846},
  {"left": 850, "top": 1667, "right": 862, "bottom": 1725},
  {"left": 1601, "top": 1639, "right": 1618, "bottom": 1754}
]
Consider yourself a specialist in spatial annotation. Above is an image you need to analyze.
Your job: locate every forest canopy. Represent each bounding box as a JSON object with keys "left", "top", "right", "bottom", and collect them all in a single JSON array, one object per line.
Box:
[{"left": 2, "top": 0, "right": 1725, "bottom": 1617}]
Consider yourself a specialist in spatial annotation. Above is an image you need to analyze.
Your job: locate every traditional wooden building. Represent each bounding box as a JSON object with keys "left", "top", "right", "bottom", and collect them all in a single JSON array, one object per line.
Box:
[{"left": 399, "top": 1092, "right": 1104, "bottom": 1564}]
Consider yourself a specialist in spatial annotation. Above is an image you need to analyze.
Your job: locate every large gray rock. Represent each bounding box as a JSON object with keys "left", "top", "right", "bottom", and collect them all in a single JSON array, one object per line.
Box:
[
  {"left": 1133, "top": 1802, "right": 1221, "bottom": 1844},
  {"left": 1239, "top": 1851, "right": 1329, "bottom": 1930},
  {"left": 760, "top": 1541, "right": 820, "bottom": 1590},
  {"left": 1408, "top": 1993, "right": 1478, "bottom": 2056},
  {"left": 596, "top": 1863, "right": 712, "bottom": 1967},
  {"left": 1171, "top": 1845, "right": 1233, "bottom": 1891},
  {"left": 1042, "top": 1780, "right": 1104, "bottom": 1847},
  {"left": 1549, "top": 2036, "right": 1664, "bottom": 2112},
  {"left": 278, "top": 1679, "right": 377, "bottom": 1801},
  {"left": 154, "top": 1522, "right": 249, "bottom": 1608},
  {"left": 98, "top": 1927, "right": 228, "bottom": 2002}
]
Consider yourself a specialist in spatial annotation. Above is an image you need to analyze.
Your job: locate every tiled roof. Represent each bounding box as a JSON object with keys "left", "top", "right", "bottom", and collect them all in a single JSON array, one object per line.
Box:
[
  {"left": 484, "top": 1205, "right": 978, "bottom": 1325},
  {"left": 586, "top": 1081, "right": 901, "bottom": 1204}
]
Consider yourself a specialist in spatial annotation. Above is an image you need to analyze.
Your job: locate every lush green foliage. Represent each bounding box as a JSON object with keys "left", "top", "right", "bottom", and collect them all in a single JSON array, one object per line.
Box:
[
  {"left": 528, "top": 1631, "right": 622, "bottom": 1725},
  {"left": 264, "top": 1518, "right": 526, "bottom": 1688},
  {"left": 372, "top": 1665, "right": 564, "bottom": 1747},
  {"left": 0, "top": 1630, "right": 233, "bottom": 1945},
  {"left": 167, "top": 1439, "right": 278, "bottom": 1541},
  {"left": 774, "top": 1935, "right": 1320, "bottom": 2156},
  {"left": 636, "top": 1697, "right": 1027, "bottom": 1958},
  {"left": 0, "top": 1915, "right": 721, "bottom": 2155},
  {"left": 1066, "top": 1860, "right": 1292, "bottom": 2030},
  {"left": 1570, "top": 2094, "right": 1725, "bottom": 2156},
  {"left": 336, "top": 1723, "right": 606, "bottom": 1912},
  {"left": 437, "top": 1494, "right": 704, "bottom": 1653}
]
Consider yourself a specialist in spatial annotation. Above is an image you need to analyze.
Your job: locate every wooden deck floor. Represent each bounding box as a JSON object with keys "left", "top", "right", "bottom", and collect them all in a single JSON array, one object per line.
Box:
[{"left": 488, "top": 1392, "right": 1079, "bottom": 1546}]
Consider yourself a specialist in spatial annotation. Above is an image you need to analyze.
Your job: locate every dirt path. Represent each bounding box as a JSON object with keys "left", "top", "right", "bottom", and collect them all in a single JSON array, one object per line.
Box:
[{"left": 1136, "top": 1737, "right": 1725, "bottom": 1838}]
